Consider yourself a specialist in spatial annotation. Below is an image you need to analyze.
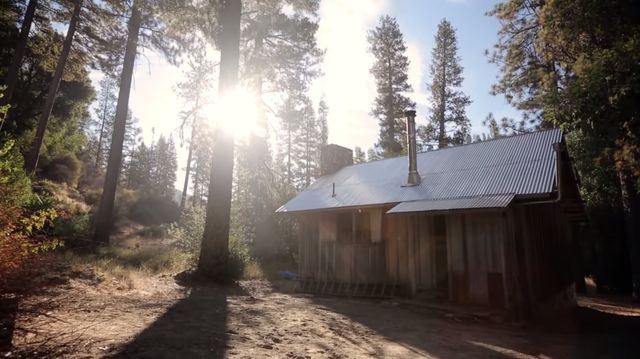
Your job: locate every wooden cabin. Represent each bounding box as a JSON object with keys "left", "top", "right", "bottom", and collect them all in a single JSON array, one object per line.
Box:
[{"left": 277, "top": 126, "right": 585, "bottom": 319}]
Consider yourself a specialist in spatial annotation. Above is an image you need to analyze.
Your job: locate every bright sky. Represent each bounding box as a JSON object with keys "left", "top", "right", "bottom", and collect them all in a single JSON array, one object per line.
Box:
[{"left": 90, "top": 0, "right": 519, "bottom": 187}]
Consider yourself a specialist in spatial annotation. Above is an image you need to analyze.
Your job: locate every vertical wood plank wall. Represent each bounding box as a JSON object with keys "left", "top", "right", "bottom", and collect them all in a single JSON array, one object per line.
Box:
[
  {"left": 514, "top": 203, "right": 575, "bottom": 309},
  {"left": 299, "top": 212, "right": 386, "bottom": 284},
  {"left": 299, "top": 210, "right": 510, "bottom": 307},
  {"left": 298, "top": 204, "right": 573, "bottom": 314}
]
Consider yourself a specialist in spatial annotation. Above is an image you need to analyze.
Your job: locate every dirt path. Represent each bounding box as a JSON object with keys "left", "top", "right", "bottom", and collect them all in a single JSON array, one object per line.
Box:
[{"left": 3, "top": 267, "right": 640, "bottom": 358}]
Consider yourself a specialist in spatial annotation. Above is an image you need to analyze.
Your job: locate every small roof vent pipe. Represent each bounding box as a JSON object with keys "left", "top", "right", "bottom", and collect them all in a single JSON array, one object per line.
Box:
[{"left": 404, "top": 110, "right": 421, "bottom": 187}]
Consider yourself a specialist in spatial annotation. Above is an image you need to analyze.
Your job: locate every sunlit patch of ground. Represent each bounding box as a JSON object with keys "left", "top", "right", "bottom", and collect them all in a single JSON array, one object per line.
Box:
[
  {"left": 2, "top": 231, "right": 638, "bottom": 359},
  {"left": 577, "top": 295, "right": 640, "bottom": 317},
  {"left": 3, "top": 262, "right": 639, "bottom": 359}
]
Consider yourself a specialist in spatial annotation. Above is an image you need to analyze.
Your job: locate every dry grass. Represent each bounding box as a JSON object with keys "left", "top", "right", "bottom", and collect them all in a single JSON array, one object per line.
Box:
[
  {"left": 59, "top": 246, "right": 191, "bottom": 290},
  {"left": 242, "top": 260, "right": 266, "bottom": 280},
  {"left": 58, "top": 245, "right": 276, "bottom": 290}
]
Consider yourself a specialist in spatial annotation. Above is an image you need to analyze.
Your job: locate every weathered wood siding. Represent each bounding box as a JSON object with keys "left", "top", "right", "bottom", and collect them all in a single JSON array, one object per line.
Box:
[
  {"left": 384, "top": 215, "right": 408, "bottom": 285},
  {"left": 462, "top": 213, "right": 507, "bottom": 307},
  {"left": 513, "top": 203, "right": 575, "bottom": 312},
  {"left": 446, "top": 214, "right": 467, "bottom": 303},
  {"left": 297, "top": 202, "right": 574, "bottom": 316},
  {"left": 298, "top": 211, "right": 386, "bottom": 284}
]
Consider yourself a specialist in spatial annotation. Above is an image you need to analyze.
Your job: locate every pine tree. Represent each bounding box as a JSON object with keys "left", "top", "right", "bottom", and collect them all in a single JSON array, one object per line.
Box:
[
  {"left": 152, "top": 135, "right": 177, "bottom": 198},
  {"left": 190, "top": 123, "right": 214, "bottom": 207},
  {"left": 368, "top": 15, "right": 415, "bottom": 157},
  {"left": 0, "top": 0, "right": 38, "bottom": 110},
  {"left": 353, "top": 146, "right": 366, "bottom": 163},
  {"left": 25, "top": 0, "right": 84, "bottom": 173},
  {"left": 367, "top": 147, "right": 382, "bottom": 162},
  {"left": 424, "top": 19, "right": 471, "bottom": 148},
  {"left": 94, "top": 0, "right": 187, "bottom": 243},
  {"left": 127, "top": 142, "right": 153, "bottom": 191},
  {"left": 175, "top": 48, "right": 213, "bottom": 211},
  {"left": 86, "top": 77, "right": 118, "bottom": 169},
  {"left": 277, "top": 94, "right": 304, "bottom": 187},
  {"left": 198, "top": 0, "right": 242, "bottom": 279},
  {"left": 0, "top": 1, "right": 93, "bottom": 166},
  {"left": 300, "top": 99, "right": 319, "bottom": 187},
  {"left": 126, "top": 135, "right": 176, "bottom": 199},
  {"left": 489, "top": 0, "right": 640, "bottom": 301},
  {"left": 317, "top": 96, "right": 329, "bottom": 146},
  {"left": 481, "top": 112, "right": 529, "bottom": 140}
]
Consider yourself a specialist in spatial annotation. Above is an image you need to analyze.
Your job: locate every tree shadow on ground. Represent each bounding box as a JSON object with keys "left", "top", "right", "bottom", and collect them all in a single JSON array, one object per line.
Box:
[
  {"left": 108, "top": 279, "right": 245, "bottom": 359},
  {"left": 308, "top": 295, "right": 640, "bottom": 359},
  {"left": 0, "top": 262, "right": 88, "bottom": 355},
  {"left": 567, "top": 305, "right": 640, "bottom": 358}
]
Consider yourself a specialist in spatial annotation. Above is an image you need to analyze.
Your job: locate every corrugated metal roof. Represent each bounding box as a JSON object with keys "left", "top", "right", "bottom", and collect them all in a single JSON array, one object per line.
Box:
[
  {"left": 386, "top": 194, "right": 515, "bottom": 214},
  {"left": 277, "top": 128, "right": 563, "bottom": 213}
]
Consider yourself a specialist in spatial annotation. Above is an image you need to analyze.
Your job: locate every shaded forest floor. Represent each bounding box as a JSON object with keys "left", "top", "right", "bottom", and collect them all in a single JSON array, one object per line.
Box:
[{"left": 1, "top": 239, "right": 640, "bottom": 358}]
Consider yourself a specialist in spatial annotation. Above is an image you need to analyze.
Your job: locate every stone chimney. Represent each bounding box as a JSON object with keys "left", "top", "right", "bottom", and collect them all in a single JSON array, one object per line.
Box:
[
  {"left": 320, "top": 144, "right": 353, "bottom": 176},
  {"left": 404, "top": 110, "right": 421, "bottom": 186}
]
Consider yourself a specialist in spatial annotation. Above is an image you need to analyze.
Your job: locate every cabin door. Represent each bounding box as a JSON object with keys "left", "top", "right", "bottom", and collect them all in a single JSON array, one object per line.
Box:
[{"left": 434, "top": 215, "right": 449, "bottom": 290}]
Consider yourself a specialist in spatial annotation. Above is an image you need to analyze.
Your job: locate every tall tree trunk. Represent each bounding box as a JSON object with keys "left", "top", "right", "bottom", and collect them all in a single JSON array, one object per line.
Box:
[
  {"left": 619, "top": 170, "right": 640, "bottom": 302},
  {"left": 95, "top": 81, "right": 113, "bottom": 168},
  {"left": 180, "top": 121, "right": 196, "bottom": 212},
  {"left": 25, "top": 0, "right": 82, "bottom": 173},
  {"left": 305, "top": 120, "right": 310, "bottom": 187},
  {"left": 198, "top": 0, "right": 242, "bottom": 278},
  {"left": 438, "top": 44, "right": 447, "bottom": 148},
  {"left": 93, "top": 4, "right": 141, "bottom": 243},
  {"left": 96, "top": 112, "right": 107, "bottom": 168},
  {"left": 192, "top": 160, "right": 200, "bottom": 207},
  {"left": 386, "top": 57, "right": 395, "bottom": 154},
  {"left": 287, "top": 121, "right": 292, "bottom": 185},
  {"left": 0, "top": 0, "right": 38, "bottom": 117}
]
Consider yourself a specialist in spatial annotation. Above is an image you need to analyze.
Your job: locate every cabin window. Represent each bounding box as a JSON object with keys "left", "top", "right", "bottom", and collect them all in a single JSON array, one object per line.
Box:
[
  {"left": 355, "top": 210, "right": 371, "bottom": 242},
  {"left": 318, "top": 213, "right": 336, "bottom": 242},
  {"left": 370, "top": 208, "right": 382, "bottom": 242},
  {"left": 336, "top": 212, "right": 353, "bottom": 242}
]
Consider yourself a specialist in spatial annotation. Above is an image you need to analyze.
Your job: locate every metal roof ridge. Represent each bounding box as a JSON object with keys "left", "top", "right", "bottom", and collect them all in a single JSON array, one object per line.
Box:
[
  {"left": 395, "top": 193, "right": 516, "bottom": 203},
  {"left": 325, "top": 127, "right": 562, "bottom": 172},
  {"left": 307, "top": 158, "right": 551, "bottom": 189},
  {"left": 415, "top": 127, "right": 562, "bottom": 155}
]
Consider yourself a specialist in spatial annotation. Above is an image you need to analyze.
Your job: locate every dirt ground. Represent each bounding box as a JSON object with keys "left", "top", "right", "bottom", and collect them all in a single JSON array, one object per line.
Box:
[{"left": 2, "top": 264, "right": 640, "bottom": 359}]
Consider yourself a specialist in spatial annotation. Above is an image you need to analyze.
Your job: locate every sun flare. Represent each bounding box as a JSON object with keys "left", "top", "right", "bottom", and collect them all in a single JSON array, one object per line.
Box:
[{"left": 207, "top": 88, "right": 261, "bottom": 140}]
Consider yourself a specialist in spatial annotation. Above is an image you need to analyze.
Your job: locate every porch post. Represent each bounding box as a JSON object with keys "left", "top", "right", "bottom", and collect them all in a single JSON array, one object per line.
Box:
[{"left": 407, "top": 215, "right": 417, "bottom": 296}]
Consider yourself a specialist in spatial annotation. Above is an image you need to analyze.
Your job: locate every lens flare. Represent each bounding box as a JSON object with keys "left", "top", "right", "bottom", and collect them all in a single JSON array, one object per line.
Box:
[{"left": 207, "top": 88, "right": 261, "bottom": 141}]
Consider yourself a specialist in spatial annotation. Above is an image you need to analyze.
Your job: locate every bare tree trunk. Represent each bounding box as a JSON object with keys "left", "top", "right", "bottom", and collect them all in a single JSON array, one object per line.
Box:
[
  {"left": 180, "top": 122, "right": 196, "bottom": 212},
  {"left": 0, "top": 0, "right": 38, "bottom": 117},
  {"left": 25, "top": 0, "right": 82, "bottom": 173},
  {"left": 96, "top": 112, "right": 107, "bottom": 168},
  {"left": 192, "top": 160, "right": 200, "bottom": 207},
  {"left": 93, "top": 3, "right": 141, "bottom": 243},
  {"left": 438, "top": 47, "right": 447, "bottom": 149},
  {"left": 287, "top": 121, "right": 292, "bottom": 185},
  {"left": 95, "top": 81, "right": 113, "bottom": 168},
  {"left": 305, "top": 120, "right": 310, "bottom": 187},
  {"left": 619, "top": 170, "right": 640, "bottom": 302},
  {"left": 198, "top": 0, "right": 241, "bottom": 279}
]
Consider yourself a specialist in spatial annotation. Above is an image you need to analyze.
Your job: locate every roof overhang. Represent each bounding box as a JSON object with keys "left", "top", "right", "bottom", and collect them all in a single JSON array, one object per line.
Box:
[{"left": 386, "top": 194, "right": 515, "bottom": 214}]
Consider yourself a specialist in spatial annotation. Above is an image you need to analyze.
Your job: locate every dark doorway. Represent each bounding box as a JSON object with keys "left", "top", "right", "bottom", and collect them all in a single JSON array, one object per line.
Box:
[{"left": 434, "top": 215, "right": 448, "bottom": 289}]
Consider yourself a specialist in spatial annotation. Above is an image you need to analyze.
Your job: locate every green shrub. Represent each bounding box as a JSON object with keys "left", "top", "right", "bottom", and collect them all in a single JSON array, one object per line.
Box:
[
  {"left": 0, "top": 139, "right": 31, "bottom": 207},
  {"left": 82, "top": 188, "right": 102, "bottom": 206},
  {"left": 40, "top": 153, "right": 81, "bottom": 186},
  {"left": 129, "top": 194, "right": 180, "bottom": 225},
  {"left": 53, "top": 213, "right": 91, "bottom": 241},
  {"left": 113, "top": 188, "right": 139, "bottom": 222},
  {"left": 169, "top": 205, "right": 250, "bottom": 280},
  {"left": 1, "top": 140, "right": 61, "bottom": 287},
  {"left": 169, "top": 205, "right": 206, "bottom": 257},
  {"left": 137, "top": 224, "right": 169, "bottom": 238}
]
